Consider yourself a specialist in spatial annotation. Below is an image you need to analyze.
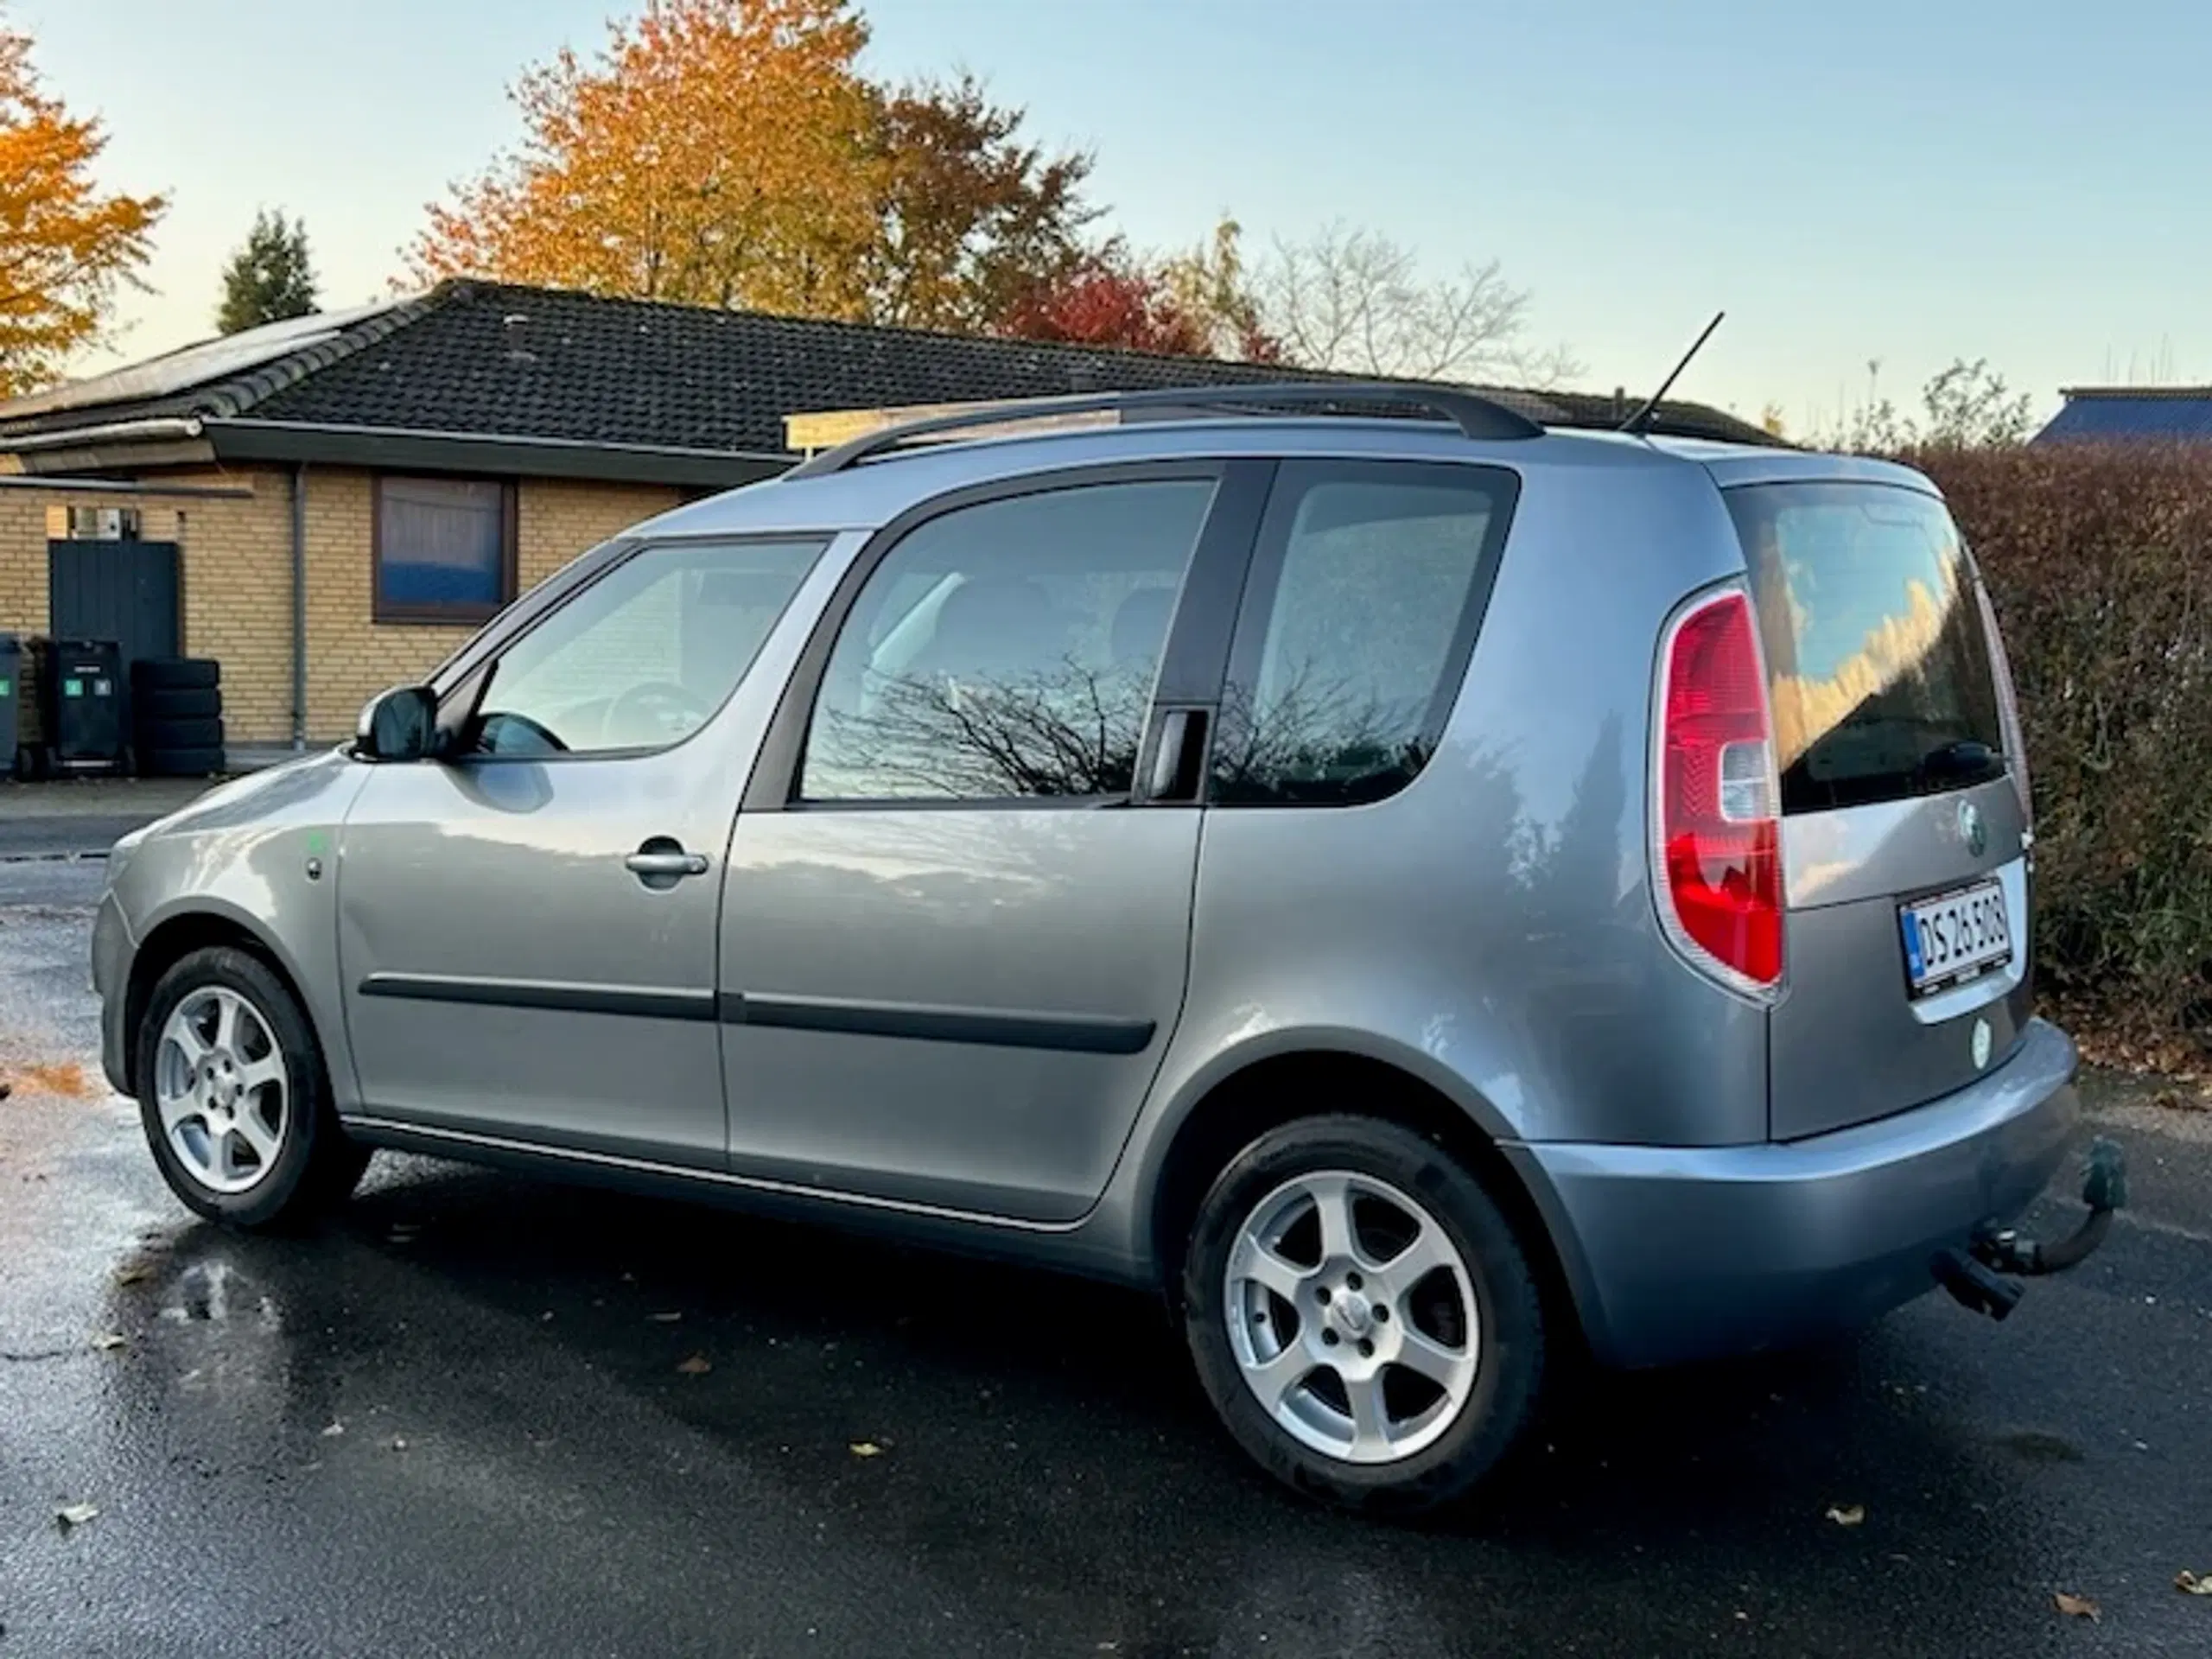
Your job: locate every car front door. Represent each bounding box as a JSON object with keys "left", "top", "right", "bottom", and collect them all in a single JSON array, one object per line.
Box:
[
  {"left": 718, "top": 463, "right": 1269, "bottom": 1222},
  {"left": 337, "top": 534, "right": 828, "bottom": 1167}
]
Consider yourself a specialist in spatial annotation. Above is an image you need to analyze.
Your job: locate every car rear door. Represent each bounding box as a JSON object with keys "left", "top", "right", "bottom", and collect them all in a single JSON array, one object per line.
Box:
[
  {"left": 1730, "top": 480, "right": 2035, "bottom": 1140},
  {"left": 716, "top": 461, "right": 1268, "bottom": 1222}
]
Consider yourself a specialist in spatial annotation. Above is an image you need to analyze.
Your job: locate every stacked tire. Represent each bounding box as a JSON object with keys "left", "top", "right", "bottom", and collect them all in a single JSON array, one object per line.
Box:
[{"left": 132, "top": 658, "right": 226, "bottom": 778}]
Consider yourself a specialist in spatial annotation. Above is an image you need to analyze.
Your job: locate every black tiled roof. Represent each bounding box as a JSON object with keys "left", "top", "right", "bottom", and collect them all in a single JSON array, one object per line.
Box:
[{"left": 0, "top": 279, "right": 1775, "bottom": 452}]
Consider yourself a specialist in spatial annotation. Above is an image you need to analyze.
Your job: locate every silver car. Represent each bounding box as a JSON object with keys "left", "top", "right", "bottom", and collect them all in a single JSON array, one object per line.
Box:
[{"left": 92, "top": 385, "right": 2109, "bottom": 1513}]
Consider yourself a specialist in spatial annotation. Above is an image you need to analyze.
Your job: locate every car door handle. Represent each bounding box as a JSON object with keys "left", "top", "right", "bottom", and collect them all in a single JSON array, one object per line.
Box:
[{"left": 626, "top": 843, "right": 709, "bottom": 883}]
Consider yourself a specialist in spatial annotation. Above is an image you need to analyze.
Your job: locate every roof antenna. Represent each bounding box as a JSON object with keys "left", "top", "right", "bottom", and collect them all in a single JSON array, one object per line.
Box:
[{"left": 1620, "top": 311, "right": 1725, "bottom": 435}]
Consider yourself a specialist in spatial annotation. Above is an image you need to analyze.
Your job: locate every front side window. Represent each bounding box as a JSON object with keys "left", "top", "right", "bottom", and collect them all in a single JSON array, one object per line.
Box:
[
  {"left": 374, "top": 476, "right": 514, "bottom": 624},
  {"left": 1212, "top": 462, "right": 1516, "bottom": 806},
  {"left": 800, "top": 478, "right": 1216, "bottom": 801},
  {"left": 465, "top": 537, "right": 823, "bottom": 757}
]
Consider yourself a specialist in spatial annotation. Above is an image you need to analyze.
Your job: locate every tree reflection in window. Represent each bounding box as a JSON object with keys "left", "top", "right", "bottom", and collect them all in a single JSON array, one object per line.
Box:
[{"left": 802, "top": 480, "right": 1214, "bottom": 802}]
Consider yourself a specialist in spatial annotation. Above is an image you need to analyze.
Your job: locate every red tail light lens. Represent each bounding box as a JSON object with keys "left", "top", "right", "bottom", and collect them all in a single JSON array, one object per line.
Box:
[{"left": 1657, "top": 588, "right": 1783, "bottom": 994}]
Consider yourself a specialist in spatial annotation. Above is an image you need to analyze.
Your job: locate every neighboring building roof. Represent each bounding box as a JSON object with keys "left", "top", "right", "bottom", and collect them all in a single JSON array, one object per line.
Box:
[
  {"left": 0, "top": 279, "right": 1776, "bottom": 484},
  {"left": 2033, "top": 387, "right": 2212, "bottom": 444}
]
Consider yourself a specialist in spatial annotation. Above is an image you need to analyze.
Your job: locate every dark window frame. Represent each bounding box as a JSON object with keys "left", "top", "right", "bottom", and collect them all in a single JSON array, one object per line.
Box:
[
  {"left": 372, "top": 474, "right": 520, "bottom": 626},
  {"left": 742, "top": 459, "right": 1266, "bottom": 814},
  {"left": 1209, "top": 458, "right": 1522, "bottom": 809}
]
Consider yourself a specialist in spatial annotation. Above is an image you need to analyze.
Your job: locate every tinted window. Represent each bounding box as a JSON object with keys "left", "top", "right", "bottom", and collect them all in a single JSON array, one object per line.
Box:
[
  {"left": 1212, "top": 463, "right": 1514, "bottom": 805},
  {"left": 375, "top": 477, "right": 512, "bottom": 623},
  {"left": 1728, "top": 482, "right": 2004, "bottom": 814},
  {"left": 802, "top": 479, "right": 1215, "bottom": 800},
  {"left": 467, "top": 538, "right": 823, "bottom": 756}
]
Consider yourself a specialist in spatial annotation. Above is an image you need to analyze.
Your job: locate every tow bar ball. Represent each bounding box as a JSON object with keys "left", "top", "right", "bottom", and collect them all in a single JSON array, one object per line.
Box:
[{"left": 1939, "top": 1137, "right": 2128, "bottom": 1322}]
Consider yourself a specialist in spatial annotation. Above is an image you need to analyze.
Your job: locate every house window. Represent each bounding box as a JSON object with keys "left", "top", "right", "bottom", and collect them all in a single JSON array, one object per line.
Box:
[{"left": 373, "top": 476, "right": 516, "bottom": 624}]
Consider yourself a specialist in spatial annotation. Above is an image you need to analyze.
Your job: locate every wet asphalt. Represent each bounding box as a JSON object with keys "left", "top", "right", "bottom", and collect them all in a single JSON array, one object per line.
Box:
[{"left": 3, "top": 852, "right": 2210, "bottom": 1658}]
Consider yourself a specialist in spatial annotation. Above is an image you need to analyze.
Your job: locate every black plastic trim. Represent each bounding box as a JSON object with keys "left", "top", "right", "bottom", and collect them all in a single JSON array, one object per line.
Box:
[
  {"left": 357, "top": 972, "right": 715, "bottom": 1022},
  {"left": 784, "top": 381, "right": 1542, "bottom": 478},
  {"left": 722, "top": 991, "right": 1155, "bottom": 1055}
]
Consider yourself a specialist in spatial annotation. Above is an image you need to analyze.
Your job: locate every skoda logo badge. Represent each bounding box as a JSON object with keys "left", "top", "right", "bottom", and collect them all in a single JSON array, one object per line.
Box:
[
  {"left": 1959, "top": 800, "right": 1986, "bottom": 858},
  {"left": 1971, "top": 1017, "right": 1993, "bottom": 1071}
]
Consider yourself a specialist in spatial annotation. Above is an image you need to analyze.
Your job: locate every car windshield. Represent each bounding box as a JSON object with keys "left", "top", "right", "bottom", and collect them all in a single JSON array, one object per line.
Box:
[{"left": 1728, "top": 481, "right": 2006, "bottom": 814}]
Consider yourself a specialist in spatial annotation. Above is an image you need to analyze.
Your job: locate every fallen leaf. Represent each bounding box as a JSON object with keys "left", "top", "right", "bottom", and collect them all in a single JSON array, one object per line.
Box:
[
  {"left": 54, "top": 1503, "right": 98, "bottom": 1531},
  {"left": 2054, "top": 1592, "right": 2101, "bottom": 1621},
  {"left": 111, "top": 1265, "right": 153, "bottom": 1287},
  {"left": 320, "top": 1421, "right": 345, "bottom": 1438},
  {"left": 89, "top": 1333, "right": 127, "bottom": 1352},
  {"left": 1826, "top": 1504, "right": 1866, "bottom": 1528},
  {"left": 648, "top": 1312, "right": 683, "bottom": 1324},
  {"left": 2178, "top": 1570, "right": 2212, "bottom": 1596},
  {"left": 676, "top": 1354, "right": 711, "bottom": 1376},
  {"left": 849, "top": 1440, "right": 883, "bottom": 1459}
]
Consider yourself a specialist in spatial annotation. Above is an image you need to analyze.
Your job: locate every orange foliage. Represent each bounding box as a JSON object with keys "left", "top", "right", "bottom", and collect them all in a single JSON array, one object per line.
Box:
[
  {"left": 406, "top": 0, "right": 880, "bottom": 317},
  {"left": 0, "top": 17, "right": 166, "bottom": 396}
]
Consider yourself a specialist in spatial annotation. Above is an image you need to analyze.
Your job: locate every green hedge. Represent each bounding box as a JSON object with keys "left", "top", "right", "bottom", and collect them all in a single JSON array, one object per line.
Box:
[{"left": 1911, "top": 443, "right": 2212, "bottom": 1052}]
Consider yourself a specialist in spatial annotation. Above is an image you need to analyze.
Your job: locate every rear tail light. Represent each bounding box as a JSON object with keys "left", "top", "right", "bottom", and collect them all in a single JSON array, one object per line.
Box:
[
  {"left": 1654, "top": 587, "right": 1783, "bottom": 997},
  {"left": 1974, "top": 578, "right": 2032, "bottom": 829}
]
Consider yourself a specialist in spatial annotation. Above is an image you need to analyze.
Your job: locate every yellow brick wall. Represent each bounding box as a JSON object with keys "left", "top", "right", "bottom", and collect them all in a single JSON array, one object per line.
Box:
[
  {"left": 0, "top": 473, "right": 294, "bottom": 743},
  {"left": 0, "top": 471, "right": 683, "bottom": 747},
  {"left": 300, "top": 473, "right": 683, "bottom": 740}
]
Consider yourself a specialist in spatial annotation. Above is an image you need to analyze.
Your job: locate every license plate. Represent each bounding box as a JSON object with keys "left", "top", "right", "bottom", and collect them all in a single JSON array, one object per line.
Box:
[{"left": 1899, "top": 878, "right": 2011, "bottom": 996}]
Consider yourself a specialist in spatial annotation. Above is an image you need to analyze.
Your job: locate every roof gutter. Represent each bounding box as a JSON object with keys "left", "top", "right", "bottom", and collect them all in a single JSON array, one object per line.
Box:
[
  {"left": 206, "top": 418, "right": 792, "bottom": 488},
  {"left": 1, "top": 416, "right": 204, "bottom": 452}
]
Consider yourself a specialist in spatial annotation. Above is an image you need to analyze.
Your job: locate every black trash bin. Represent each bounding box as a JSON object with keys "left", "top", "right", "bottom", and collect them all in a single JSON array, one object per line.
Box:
[
  {"left": 43, "top": 637, "right": 125, "bottom": 774},
  {"left": 0, "top": 632, "right": 20, "bottom": 779}
]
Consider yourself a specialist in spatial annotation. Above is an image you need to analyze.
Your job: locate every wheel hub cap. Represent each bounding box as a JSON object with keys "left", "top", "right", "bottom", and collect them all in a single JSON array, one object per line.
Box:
[
  {"left": 153, "top": 986, "right": 289, "bottom": 1197},
  {"left": 1224, "top": 1170, "right": 1481, "bottom": 1465}
]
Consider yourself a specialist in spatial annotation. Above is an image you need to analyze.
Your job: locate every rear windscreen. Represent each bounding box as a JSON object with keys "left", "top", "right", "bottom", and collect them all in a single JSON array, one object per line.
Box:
[{"left": 1726, "top": 481, "right": 2005, "bottom": 814}]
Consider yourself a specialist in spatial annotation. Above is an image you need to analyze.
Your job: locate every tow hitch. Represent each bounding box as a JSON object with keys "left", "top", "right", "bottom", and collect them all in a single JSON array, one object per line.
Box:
[{"left": 1936, "top": 1137, "right": 2128, "bottom": 1322}]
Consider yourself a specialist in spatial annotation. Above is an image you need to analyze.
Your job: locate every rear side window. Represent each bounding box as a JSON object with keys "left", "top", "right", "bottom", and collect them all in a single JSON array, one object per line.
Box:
[
  {"left": 801, "top": 478, "right": 1216, "bottom": 801},
  {"left": 1211, "top": 461, "right": 1516, "bottom": 806},
  {"left": 1727, "top": 482, "right": 2004, "bottom": 814}
]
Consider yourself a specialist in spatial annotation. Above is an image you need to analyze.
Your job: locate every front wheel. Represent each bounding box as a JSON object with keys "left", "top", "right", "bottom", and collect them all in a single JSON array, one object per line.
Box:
[
  {"left": 136, "top": 946, "right": 370, "bottom": 1229},
  {"left": 1181, "top": 1115, "right": 1547, "bottom": 1515}
]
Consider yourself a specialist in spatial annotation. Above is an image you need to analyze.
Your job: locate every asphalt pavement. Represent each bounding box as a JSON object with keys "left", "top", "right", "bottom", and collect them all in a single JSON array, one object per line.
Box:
[{"left": 3, "top": 856, "right": 2209, "bottom": 1658}]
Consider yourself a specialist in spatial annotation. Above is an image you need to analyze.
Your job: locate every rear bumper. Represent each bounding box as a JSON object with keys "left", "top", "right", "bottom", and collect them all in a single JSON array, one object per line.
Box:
[{"left": 1512, "top": 1018, "right": 2081, "bottom": 1368}]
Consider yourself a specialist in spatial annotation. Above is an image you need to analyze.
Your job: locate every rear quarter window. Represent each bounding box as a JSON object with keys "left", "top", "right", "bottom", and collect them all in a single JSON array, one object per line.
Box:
[{"left": 1726, "top": 481, "right": 2005, "bottom": 814}]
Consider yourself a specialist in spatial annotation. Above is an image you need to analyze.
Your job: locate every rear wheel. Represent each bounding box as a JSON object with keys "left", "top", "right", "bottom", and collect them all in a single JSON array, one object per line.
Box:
[
  {"left": 1181, "top": 1115, "right": 1546, "bottom": 1514},
  {"left": 136, "top": 947, "right": 369, "bottom": 1228}
]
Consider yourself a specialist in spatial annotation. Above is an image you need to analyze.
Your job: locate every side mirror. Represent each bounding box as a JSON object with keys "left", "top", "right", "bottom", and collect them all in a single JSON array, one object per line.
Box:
[{"left": 355, "top": 684, "right": 438, "bottom": 762}]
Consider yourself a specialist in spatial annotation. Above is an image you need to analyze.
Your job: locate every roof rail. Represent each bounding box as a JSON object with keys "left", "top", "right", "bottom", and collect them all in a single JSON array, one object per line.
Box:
[{"left": 783, "top": 380, "right": 1544, "bottom": 479}]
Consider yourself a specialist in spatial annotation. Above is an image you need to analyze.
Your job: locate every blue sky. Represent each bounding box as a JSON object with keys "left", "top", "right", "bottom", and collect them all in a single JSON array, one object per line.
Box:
[{"left": 22, "top": 0, "right": 2209, "bottom": 431}]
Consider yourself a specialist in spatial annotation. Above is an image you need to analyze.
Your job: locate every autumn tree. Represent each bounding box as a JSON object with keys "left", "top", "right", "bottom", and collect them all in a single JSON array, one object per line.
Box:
[
  {"left": 996, "top": 247, "right": 1212, "bottom": 356},
  {"left": 407, "top": 0, "right": 880, "bottom": 317},
  {"left": 216, "top": 209, "right": 317, "bottom": 334},
  {"left": 1255, "top": 221, "right": 1577, "bottom": 385},
  {"left": 855, "top": 73, "right": 1098, "bottom": 332},
  {"left": 1160, "top": 217, "right": 1281, "bottom": 362},
  {"left": 0, "top": 15, "right": 165, "bottom": 395}
]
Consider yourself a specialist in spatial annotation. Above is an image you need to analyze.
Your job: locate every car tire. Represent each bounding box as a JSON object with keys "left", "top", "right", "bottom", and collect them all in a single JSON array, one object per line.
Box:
[
  {"left": 139, "top": 686, "right": 221, "bottom": 721},
  {"left": 138, "top": 744, "right": 226, "bottom": 778},
  {"left": 135, "top": 716, "right": 224, "bottom": 751},
  {"left": 135, "top": 946, "right": 370, "bottom": 1230},
  {"left": 130, "top": 658, "right": 219, "bottom": 692},
  {"left": 1180, "top": 1114, "right": 1546, "bottom": 1516}
]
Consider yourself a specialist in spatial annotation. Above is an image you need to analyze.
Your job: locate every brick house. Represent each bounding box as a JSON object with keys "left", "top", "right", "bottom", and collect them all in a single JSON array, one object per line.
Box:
[{"left": 0, "top": 280, "right": 1768, "bottom": 748}]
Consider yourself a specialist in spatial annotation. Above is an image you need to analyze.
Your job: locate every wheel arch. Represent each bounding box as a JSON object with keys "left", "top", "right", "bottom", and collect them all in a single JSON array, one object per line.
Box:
[
  {"left": 1141, "top": 1042, "right": 1593, "bottom": 1351},
  {"left": 121, "top": 903, "right": 321, "bottom": 1098}
]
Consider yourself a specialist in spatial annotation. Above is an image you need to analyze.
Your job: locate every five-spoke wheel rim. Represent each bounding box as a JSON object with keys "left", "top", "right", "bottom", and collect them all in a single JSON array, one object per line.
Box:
[
  {"left": 1224, "top": 1170, "right": 1481, "bottom": 1465},
  {"left": 154, "top": 987, "right": 289, "bottom": 1196}
]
